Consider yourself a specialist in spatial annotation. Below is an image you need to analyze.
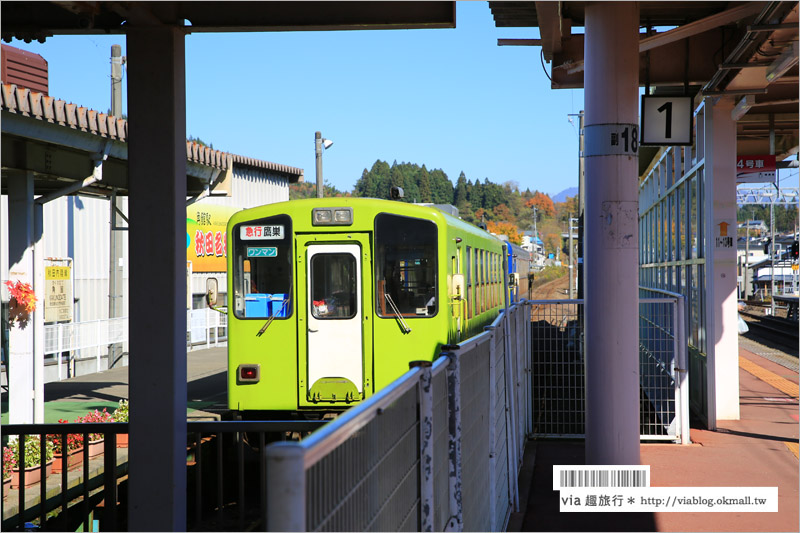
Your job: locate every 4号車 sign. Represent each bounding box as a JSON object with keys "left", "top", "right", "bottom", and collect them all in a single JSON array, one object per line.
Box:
[{"left": 736, "top": 155, "right": 776, "bottom": 184}]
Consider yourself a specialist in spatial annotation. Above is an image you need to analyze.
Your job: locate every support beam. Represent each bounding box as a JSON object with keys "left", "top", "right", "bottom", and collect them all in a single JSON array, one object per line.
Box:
[
  {"left": 7, "top": 171, "right": 35, "bottom": 424},
  {"left": 704, "top": 97, "right": 740, "bottom": 422},
  {"left": 639, "top": 3, "right": 765, "bottom": 53},
  {"left": 583, "top": 2, "right": 641, "bottom": 466},
  {"left": 126, "top": 25, "right": 187, "bottom": 532}
]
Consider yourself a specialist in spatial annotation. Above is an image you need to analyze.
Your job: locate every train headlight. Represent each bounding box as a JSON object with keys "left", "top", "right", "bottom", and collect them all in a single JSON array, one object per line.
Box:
[
  {"left": 312, "top": 207, "right": 353, "bottom": 226},
  {"left": 238, "top": 364, "right": 261, "bottom": 384}
]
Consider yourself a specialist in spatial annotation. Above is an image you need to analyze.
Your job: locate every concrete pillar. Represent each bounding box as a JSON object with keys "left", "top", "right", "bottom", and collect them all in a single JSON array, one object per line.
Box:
[
  {"left": 583, "top": 2, "right": 641, "bottom": 465},
  {"left": 7, "top": 172, "right": 35, "bottom": 424},
  {"left": 126, "top": 25, "right": 187, "bottom": 531},
  {"left": 703, "top": 97, "right": 740, "bottom": 422}
]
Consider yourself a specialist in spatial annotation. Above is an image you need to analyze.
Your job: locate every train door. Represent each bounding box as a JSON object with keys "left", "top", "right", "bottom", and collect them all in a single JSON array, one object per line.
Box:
[{"left": 298, "top": 236, "right": 372, "bottom": 404}]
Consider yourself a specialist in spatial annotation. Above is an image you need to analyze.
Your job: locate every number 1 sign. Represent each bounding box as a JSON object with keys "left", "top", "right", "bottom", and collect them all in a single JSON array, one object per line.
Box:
[{"left": 640, "top": 95, "right": 693, "bottom": 146}]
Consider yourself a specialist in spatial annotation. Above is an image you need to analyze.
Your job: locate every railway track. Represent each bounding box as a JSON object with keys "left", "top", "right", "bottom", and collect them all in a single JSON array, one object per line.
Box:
[{"left": 740, "top": 310, "right": 799, "bottom": 354}]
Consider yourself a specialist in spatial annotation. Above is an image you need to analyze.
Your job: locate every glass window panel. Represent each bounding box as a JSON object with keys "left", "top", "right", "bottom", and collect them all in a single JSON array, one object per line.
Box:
[
  {"left": 375, "top": 213, "right": 438, "bottom": 318},
  {"left": 310, "top": 253, "right": 357, "bottom": 319},
  {"left": 232, "top": 214, "right": 293, "bottom": 319}
]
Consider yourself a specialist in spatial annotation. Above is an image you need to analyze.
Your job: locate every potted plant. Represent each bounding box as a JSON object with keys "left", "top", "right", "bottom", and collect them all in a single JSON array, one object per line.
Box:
[
  {"left": 6, "top": 436, "right": 54, "bottom": 488},
  {"left": 2, "top": 446, "right": 15, "bottom": 494},
  {"left": 112, "top": 399, "right": 129, "bottom": 448},
  {"left": 48, "top": 420, "right": 85, "bottom": 473},
  {"left": 77, "top": 408, "right": 114, "bottom": 457}
]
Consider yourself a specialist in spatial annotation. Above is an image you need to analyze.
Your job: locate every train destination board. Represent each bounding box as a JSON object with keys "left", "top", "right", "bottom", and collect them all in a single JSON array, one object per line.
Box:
[{"left": 240, "top": 225, "right": 284, "bottom": 240}]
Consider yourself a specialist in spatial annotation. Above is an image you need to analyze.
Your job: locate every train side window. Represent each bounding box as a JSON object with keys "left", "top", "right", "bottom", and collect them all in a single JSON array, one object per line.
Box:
[
  {"left": 465, "top": 247, "right": 471, "bottom": 318},
  {"left": 232, "top": 214, "right": 293, "bottom": 319},
  {"left": 375, "top": 213, "right": 438, "bottom": 318}
]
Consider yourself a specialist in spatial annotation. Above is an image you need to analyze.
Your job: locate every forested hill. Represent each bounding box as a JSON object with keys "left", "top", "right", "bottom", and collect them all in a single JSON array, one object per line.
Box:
[{"left": 291, "top": 159, "right": 578, "bottom": 249}]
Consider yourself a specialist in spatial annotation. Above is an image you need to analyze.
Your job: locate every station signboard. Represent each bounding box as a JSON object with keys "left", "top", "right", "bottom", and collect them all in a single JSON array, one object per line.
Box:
[
  {"left": 44, "top": 259, "right": 73, "bottom": 323},
  {"left": 186, "top": 205, "right": 238, "bottom": 273},
  {"left": 736, "top": 155, "right": 776, "bottom": 184}
]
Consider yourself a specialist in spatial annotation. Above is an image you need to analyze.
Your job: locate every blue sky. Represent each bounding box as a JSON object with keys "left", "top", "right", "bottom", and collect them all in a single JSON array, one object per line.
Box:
[{"left": 9, "top": 2, "right": 584, "bottom": 197}]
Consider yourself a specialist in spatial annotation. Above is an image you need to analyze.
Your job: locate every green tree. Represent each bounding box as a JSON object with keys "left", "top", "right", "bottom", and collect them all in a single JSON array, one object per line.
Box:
[{"left": 418, "top": 166, "right": 433, "bottom": 203}]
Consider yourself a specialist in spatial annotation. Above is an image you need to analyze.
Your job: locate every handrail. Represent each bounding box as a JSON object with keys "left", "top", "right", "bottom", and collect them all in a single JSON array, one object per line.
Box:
[{"left": 300, "top": 365, "right": 424, "bottom": 468}]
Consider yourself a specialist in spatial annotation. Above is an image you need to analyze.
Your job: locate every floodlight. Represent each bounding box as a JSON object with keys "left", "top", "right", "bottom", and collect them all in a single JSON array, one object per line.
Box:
[{"left": 323, "top": 138, "right": 334, "bottom": 149}]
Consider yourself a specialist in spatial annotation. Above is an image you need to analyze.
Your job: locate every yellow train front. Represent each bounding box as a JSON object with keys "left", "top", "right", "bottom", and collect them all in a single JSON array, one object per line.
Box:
[{"left": 227, "top": 198, "right": 508, "bottom": 417}]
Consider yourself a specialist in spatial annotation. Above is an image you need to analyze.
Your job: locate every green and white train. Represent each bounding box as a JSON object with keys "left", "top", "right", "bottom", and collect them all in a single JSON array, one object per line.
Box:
[{"left": 226, "top": 198, "right": 510, "bottom": 417}]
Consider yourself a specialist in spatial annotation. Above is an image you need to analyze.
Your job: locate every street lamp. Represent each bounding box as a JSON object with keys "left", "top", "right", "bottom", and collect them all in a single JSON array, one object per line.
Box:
[{"left": 315, "top": 131, "right": 334, "bottom": 199}]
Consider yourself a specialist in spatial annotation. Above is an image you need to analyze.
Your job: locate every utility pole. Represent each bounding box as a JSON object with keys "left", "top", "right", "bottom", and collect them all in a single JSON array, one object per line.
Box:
[
  {"left": 315, "top": 131, "right": 324, "bottom": 199},
  {"left": 532, "top": 206, "right": 538, "bottom": 261},
  {"left": 577, "top": 110, "right": 585, "bottom": 299},
  {"left": 568, "top": 111, "right": 585, "bottom": 298},
  {"left": 568, "top": 215, "right": 575, "bottom": 300},
  {"left": 108, "top": 44, "right": 125, "bottom": 368},
  {"left": 745, "top": 216, "right": 751, "bottom": 299}
]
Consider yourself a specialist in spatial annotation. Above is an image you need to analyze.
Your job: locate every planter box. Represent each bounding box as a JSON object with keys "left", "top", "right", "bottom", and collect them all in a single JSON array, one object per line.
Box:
[
  {"left": 52, "top": 447, "right": 83, "bottom": 474},
  {"left": 116, "top": 434, "right": 128, "bottom": 448},
  {"left": 87, "top": 439, "right": 104, "bottom": 458},
  {"left": 11, "top": 460, "right": 53, "bottom": 489}
]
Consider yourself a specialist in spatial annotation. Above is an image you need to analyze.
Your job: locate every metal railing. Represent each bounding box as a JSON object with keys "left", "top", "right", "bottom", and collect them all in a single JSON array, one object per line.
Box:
[
  {"left": 44, "top": 317, "right": 128, "bottom": 378},
  {"left": 1, "top": 420, "right": 325, "bottom": 531},
  {"left": 188, "top": 308, "right": 228, "bottom": 349},
  {"left": 2, "top": 422, "right": 130, "bottom": 532},
  {"left": 528, "top": 296, "right": 689, "bottom": 443},
  {"left": 34, "top": 312, "right": 226, "bottom": 382},
  {"left": 4, "top": 304, "right": 531, "bottom": 531},
  {"left": 639, "top": 287, "right": 690, "bottom": 444},
  {"left": 266, "top": 303, "right": 532, "bottom": 532}
]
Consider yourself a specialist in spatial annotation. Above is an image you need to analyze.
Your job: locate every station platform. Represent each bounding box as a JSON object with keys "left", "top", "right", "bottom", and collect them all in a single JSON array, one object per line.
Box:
[
  {"left": 1, "top": 346, "right": 228, "bottom": 424},
  {"left": 510, "top": 345, "right": 799, "bottom": 532}
]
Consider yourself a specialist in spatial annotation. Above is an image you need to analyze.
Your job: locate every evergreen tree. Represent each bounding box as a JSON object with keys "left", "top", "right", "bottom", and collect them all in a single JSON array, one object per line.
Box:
[
  {"left": 454, "top": 172, "right": 468, "bottom": 208},
  {"left": 418, "top": 165, "right": 433, "bottom": 203}
]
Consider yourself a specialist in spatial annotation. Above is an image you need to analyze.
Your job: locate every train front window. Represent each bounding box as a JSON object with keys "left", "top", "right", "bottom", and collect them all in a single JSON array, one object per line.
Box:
[
  {"left": 375, "top": 213, "right": 437, "bottom": 318},
  {"left": 232, "top": 215, "right": 293, "bottom": 319}
]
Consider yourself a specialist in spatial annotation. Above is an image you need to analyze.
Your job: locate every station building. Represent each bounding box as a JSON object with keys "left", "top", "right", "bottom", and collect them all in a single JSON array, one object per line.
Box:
[{"left": 1, "top": 44, "right": 303, "bottom": 382}]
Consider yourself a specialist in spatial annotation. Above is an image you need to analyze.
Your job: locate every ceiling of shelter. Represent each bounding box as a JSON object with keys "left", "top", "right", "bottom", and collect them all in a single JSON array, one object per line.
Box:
[
  {"left": 0, "top": 1, "right": 455, "bottom": 198},
  {"left": 489, "top": 1, "right": 799, "bottom": 176},
  {"left": 0, "top": 1, "right": 456, "bottom": 40}
]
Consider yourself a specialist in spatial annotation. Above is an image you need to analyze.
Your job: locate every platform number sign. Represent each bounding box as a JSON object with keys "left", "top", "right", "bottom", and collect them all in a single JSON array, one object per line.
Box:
[{"left": 640, "top": 95, "right": 693, "bottom": 146}]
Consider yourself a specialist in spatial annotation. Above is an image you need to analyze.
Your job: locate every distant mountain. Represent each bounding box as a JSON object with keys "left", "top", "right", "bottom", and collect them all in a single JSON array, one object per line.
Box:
[{"left": 551, "top": 187, "right": 578, "bottom": 203}]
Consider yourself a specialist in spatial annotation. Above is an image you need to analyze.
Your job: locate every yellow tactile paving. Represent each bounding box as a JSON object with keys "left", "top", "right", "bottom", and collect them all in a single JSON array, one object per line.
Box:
[
  {"left": 738, "top": 356, "right": 799, "bottom": 399},
  {"left": 785, "top": 442, "right": 799, "bottom": 460}
]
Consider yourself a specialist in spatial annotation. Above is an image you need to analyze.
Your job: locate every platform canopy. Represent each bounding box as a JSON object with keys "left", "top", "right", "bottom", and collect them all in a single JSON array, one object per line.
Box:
[{"left": 489, "top": 1, "right": 799, "bottom": 173}]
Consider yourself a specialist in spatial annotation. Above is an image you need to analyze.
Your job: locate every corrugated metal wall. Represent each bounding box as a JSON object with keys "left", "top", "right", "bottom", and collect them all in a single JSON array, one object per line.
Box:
[
  {"left": 41, "top": 194, "right": 130, "bottom": 322},
  {"left": 3, "top": 164, "right": 289, "bottom": 325}
]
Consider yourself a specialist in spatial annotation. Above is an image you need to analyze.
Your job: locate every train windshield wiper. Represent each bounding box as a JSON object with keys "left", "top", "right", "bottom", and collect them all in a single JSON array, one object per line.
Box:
[
  {"left": 384, "top": 293, "right": 411, "bottom": 334},
  {"left": 256, "top": 296, "right": 291, "bottom": 337}
]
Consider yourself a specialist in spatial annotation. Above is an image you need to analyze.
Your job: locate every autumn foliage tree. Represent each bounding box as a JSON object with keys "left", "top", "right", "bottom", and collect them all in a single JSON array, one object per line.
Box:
[
  {"left": 525, "top": 192, "right": 555, "bottom": 218},
  {"left": 487, "top": 220, "right": 522, "bottom": 245}
]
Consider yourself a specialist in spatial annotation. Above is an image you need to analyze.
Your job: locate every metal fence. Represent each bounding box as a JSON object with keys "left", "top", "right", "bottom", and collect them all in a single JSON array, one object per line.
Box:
[
  {"left": 43, "top": 317, "right": 128, "bottom": 377},
  {"left": 36, "top": 311, "right": 226, "bottom": 382},
  {"left": 188, "top": 308, "right": 228, "bottom": 349},
  {"left": 1, "top": 420, "right": 325, "bottom": 531},
  {"left": 266, "top": 303, "right": 531, "bottom": 532},
  {"left": 529, "top": 295, "right": 689, "bottom": 443}
]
